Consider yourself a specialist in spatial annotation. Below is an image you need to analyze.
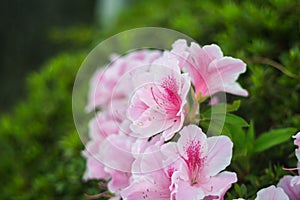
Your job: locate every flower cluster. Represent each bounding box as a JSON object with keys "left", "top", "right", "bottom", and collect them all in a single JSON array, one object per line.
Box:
[{"left": 82, "top": 39, "right": 249, "bottom": 199}]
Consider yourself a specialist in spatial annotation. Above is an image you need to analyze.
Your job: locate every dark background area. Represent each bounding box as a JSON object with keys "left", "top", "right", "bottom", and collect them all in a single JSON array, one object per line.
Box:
[{"left": 0, "top": 0, "right": 95, "bottom": 112}]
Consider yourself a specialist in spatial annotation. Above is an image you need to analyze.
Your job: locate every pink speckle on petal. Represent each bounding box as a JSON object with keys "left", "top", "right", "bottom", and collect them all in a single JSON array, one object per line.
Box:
[
  {"left": 127, "top": 60, "right": 191, "bottom": 140},
  {"left": 167, "top": 166, "right": 175, "bottom": 178},
  {"left": 161, "top": 76, "right": 181, "bottom": 108},
  {"left": 184, "top": 140, "right": 205, "bottom": 185}
]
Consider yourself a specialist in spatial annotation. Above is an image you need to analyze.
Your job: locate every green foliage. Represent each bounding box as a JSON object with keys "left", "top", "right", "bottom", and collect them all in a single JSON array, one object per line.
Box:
[
  {"left": 1, "top": 0, "right": 300, "bottom": 199},
  {"left": 254, "top": 128, "right": 298, "bottom": 153},
  {"left": 0, "top": 52, "right": 100, "bottom": 199}
]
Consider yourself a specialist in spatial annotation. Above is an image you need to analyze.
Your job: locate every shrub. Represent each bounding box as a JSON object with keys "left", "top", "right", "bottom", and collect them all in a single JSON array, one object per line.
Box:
[{"left": 1, "top": 0, "right": 299, "bottom": 199}]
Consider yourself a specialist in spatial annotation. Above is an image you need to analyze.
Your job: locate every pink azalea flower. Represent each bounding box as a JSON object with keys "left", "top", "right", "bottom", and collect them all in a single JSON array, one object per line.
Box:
[
  {"left": 96, "top": 133, "right": 136, "bottom": 195},
  {"left": 97, "top": 121, "right": 165, "bottom": 197},
  {"left": 82, "top": 140, "right": 110, "bottom": 181},
  {"left": 127, "top": 58, "right": 191, "bottom": 140},
  {"left": 121, "top": 139, "right": 178, "bottom": 200},
  {"left": 255, "top": 185, "right": 289, "bottom": 200},
  {"left": 278, "top": 176, "right": 300, "bottom": 200},
  {"left": 121, "top": 169, "right": 172, "bottom": 200},
  {"left": 86, "top": 50, "right": 161, "bottom": 113},
  {"left": 169, "top": 125, "right": 237, "bottom": 199},
  {"left": 122, "top": 125, "right": 236, "bottom": 200},
  {"left": 171, "top": 39, "right": 248, "bottom": 99},
  {"left": 82, "top": 112, "right": 119, "bottom": 181},
  {"left": 277, "top": 132, "right": 300, "bottom": 199}
]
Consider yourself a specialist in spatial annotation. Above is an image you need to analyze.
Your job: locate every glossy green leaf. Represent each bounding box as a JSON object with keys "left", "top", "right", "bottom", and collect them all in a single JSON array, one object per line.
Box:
[{"left": 254, "top": 128, "right": 297, "bottom": 153}]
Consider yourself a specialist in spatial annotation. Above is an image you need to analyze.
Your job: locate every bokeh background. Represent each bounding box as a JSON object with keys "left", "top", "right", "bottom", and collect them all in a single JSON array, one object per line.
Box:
[{"left": 1, "top": 0, "right": 299, "bottom": 199}]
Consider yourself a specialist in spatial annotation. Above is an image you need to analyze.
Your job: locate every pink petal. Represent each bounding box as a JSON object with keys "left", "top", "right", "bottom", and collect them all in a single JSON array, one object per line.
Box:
[
  {"left": 278, "top": 175, "right": 300, "bottom": 199},
  {"left": 106, "top": 168, "right": 131, "bottom": 194},
  {"left": 132, "top": 141, "right": 178, "bottom": 174},
  {"left": 127, "top": 94, "right": 149, "bottom": 121},
  {"left": 200, "top": 171, "right": 237, "bottom": 199},
  {"left": 97, "top": 134, "right": 135, "bottom": 172},
  {"left": 177, "top": 125, "right": 208, "bottom": 160},
  {"left": 223, "top": 83, "right": 249, "bottom": 97},
  {"left": 129, "top": 106, "right": 173, "bottom": 138},
  {"left": 121, "top": 170, "right": 171, "bottom": 200},
  {"left": 82, "top": 148, "right": 110, "bottom": 180},
  {"left": 291, "top": 176, "right": 300, "bottom": 186},
  {"left": 293, "top": 132, "right": 300, "bottom": 162},
  {"left": 170, "top": 39, "right": 190, "bottom": 70},
  {"left": 174, "top": 180, "right": 205, "bottom": 200},
  {"left": 203, "top": 136, "right": 233, "bottom": 177},
  {"left": 206, "top": 57, "right": 248, "bottom": 97},
  {"left": 256, "top": 185, "right": 289, "bottom": 200},
  {"left": 293, "top": 132, "right": 300, "bottom": 147},
  {"left": 190, "top": 42, "right": 212, "bottom": 72},
  {"left": 170, "top": 39, "right": 248, "bottom": 98},
  {"left": 162, "top": 116, "right": 183, "bottom": 141},
  {"left": 152, "top": 54, "right": 181, "bottom": 73},
  {"left": 202, "top": 44, "right": 223, "bottom": 60},
  {"left": 208, "top": 57, "right": 246, "bottom": 76}
]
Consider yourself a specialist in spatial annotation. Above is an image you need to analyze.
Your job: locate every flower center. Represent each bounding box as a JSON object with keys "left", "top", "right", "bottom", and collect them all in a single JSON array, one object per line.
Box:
[
  {"left": 161, "top": 76, "right": 181, "bottom": 108},
  {"left": 184, "top": 140, "right": 205, "bottom": 185},
  {"left": 150, "top": 76, "right": 181, "bottom": 114}
]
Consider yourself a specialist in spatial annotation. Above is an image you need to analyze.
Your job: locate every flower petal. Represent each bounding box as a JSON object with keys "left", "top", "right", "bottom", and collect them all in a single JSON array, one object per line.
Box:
[
  {"left": 200, "top": 171, "right": 237, "bottom": 199},
  {"left": 256, "top": 185, "right": 289, "bottom": 200},
  {"left": 177, "top": 125, "right": 208, "bottom": 160},
  {"left": 174, "top": 180, "right": 205, "bottom": 200},
  {"left": 278, "top": 175, "right": 300, "bottom": 199},
  {"left": 202, "top": 135, "right": 233, "bottom": 177},
  {"left": 121, "top": 171, "right": 171, "bottom": 200}
]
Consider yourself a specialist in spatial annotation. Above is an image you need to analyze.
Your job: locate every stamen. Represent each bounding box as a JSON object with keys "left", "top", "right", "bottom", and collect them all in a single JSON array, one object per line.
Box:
[
  {"left": 282, "top": 167, "right": 300, "bottom": 171},
  {"left": 184, "top": 140, "right": 204, "bottom": 185}
]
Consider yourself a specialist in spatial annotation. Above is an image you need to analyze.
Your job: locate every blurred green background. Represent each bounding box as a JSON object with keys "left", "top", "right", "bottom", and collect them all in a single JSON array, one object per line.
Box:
[{"left": 0, "top": 0, "right": 299, "bottom": 199}]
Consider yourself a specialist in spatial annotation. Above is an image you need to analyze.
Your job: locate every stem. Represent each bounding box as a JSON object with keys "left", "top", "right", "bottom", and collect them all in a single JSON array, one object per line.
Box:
[{"left": 247, "top": 56, "right": 300, "bottom": 80}]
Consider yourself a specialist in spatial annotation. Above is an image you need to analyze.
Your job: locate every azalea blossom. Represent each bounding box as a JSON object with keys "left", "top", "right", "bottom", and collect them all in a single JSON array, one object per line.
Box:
[
  {"left": 127, "top": 58, "right": 191, "bottom": 140},
  {"left": 121, "top": 168, "right": 173, "bottom": 200},
  {"left": 98, "top": 133, "right": 135, "bottom": 194},
  {"left": 169, "top": 125, "right": 237, "bottom": 199},
  {"left": 277, "top": 132, "right": 300, "bottom": 199},
  {"left": 122, "top": 125, "right": 237, "bottom": 200},
  {"left": 121, "top": 131, "right": 177, "bottom": 200},
  {"left": 82, "top": 114, "right": 134, "bottom": 198},
  {"left": 86, "top": 50, "right": 161, "bottom": 113},
  {"left": 82, "top": 112, "right": 119, "bottom": 181},
  {"left": 255, "top": 185, "right": 289, "bottom": 200},
  {"left": 122, "top": 146, "right": 176, "bottom": 200},
  {"left": 171, "top": 39, "right": 248, "bottom": 99},
  {"left": 278, "top": 176, "right": 300, "bottom": 200}
]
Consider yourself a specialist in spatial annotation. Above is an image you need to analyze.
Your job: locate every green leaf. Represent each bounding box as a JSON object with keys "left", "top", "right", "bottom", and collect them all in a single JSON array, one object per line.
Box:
[
  {"left": 200, "top": 113, "right": 248, "bottom": 137},
  {"left": 234, "top": 184, "right": 242, "bottom": 197},
  {"left": 225, "top": 113, "right": 249, "bottom": 127},
  {"left": 201, "top": 100, "right": 241, "bottom": 117},
  {"left": 201, "top": 120, "right": 232, "bottom": 138},
  {"left": 226, "top": 100, "right": 241, "bottom": 112},
  {"left": 254, "top": 128, "right": 297, "bottom": 153},
  {"left": 247, "top": 120, "right": 255, "bottom": 142}
]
